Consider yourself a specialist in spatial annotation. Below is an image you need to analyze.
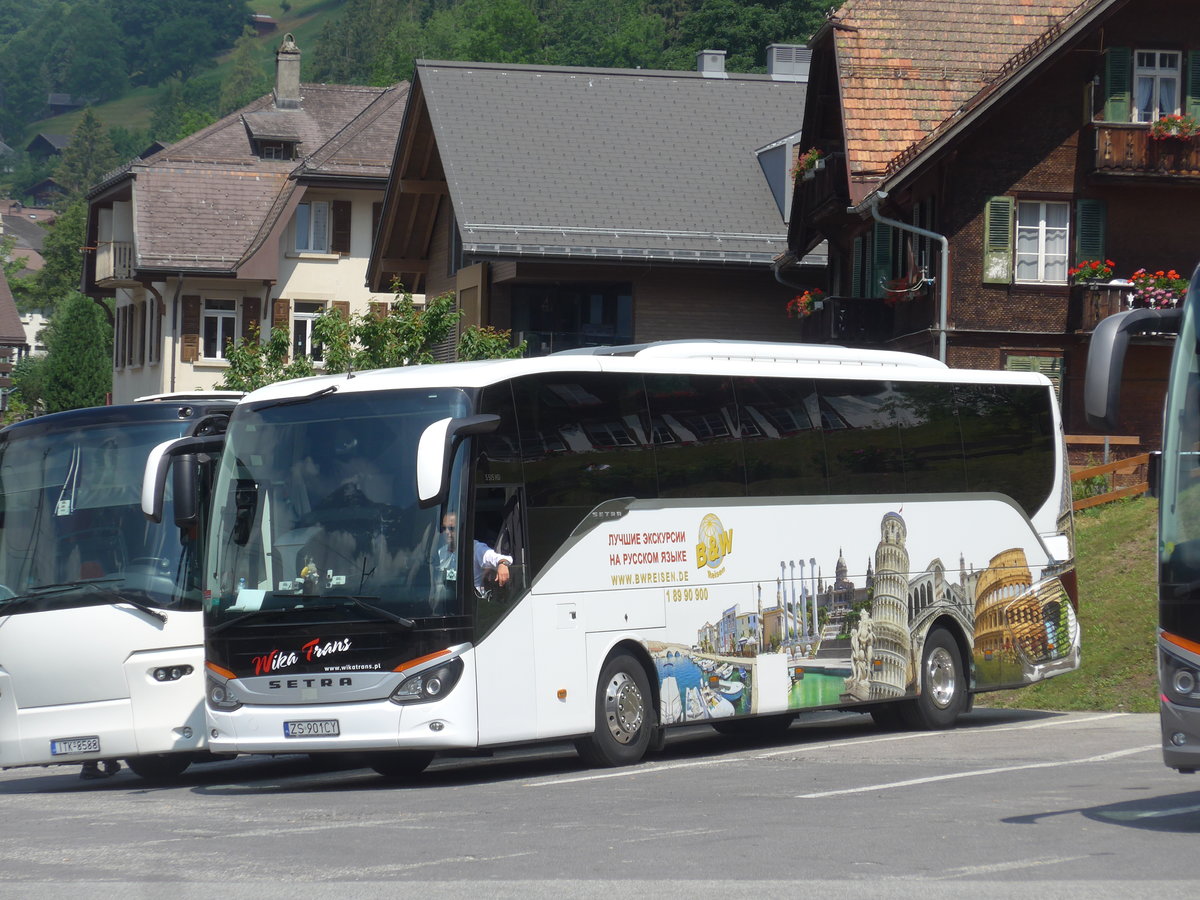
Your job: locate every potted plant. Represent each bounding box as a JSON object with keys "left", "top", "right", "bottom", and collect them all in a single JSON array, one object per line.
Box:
[
  {"left": 786, "top": 288, "right": 825, "bottom": 318},
  {"left": 792, "top": 147, "right": 825, "bottom": 181},
  {"left": 1129, "top": 267, "right": 1190, "bottom": 309},
  {"left": 1068, "top": 258, "right": 1116, "bottom": 285},
  {"left": 1149, "top": 114, "right": 1200, "bottom": 140}
]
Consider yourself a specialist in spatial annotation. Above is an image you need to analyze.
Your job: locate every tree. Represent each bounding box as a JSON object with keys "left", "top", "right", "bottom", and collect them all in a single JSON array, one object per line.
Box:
[
  {"left": 54, "top": 110, "right": 121, "bottom": 200},
  {"left": 218, "top": 26, "right": 270, "bottom": 115},
  {"left": 313, "top": 287, "right": 464, "bottom": 374},
  {"left": 20, "top": 199, "right": 87, "bottom": 315},
  {"left": 6, "top": 353, "right": 49, "bottom": 419},
  {"left": 217, "top": 323, "right": 315, "bottom": 392},
  {"left": 40, "top": 292, "right": 112, "bottom": 412},
  {"left": 457, "top": 325, "right": 526, "bottom": 361}
]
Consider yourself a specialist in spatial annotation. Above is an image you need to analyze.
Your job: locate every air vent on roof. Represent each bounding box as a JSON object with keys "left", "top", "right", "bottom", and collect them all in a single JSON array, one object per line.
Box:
[
  {"left": 696, "top": 50, "right": 727, "bottom": 78},
  {"left": 767, "top": 44, "right": 810, "bottom": 82}
]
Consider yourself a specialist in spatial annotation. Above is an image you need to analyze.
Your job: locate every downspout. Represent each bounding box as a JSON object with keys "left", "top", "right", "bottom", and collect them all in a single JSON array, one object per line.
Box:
[
  {"left": 864, "top": 191, "right": 950, "bottom": 364},
  {"left": 170, "top": 273, "right": 183, "bottom": 393}
]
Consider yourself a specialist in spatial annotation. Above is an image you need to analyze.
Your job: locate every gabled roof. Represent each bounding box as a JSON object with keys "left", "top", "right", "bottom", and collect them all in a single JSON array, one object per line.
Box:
[
  {"left": 0, "top": 268, "right": 26, "bottom": 345},
  {"left": 823, "top": 0, "right": 1107, "bottom": 204},
  {"left": 371, "top": 59, "right": 807, "bottom": 291},
  {"left": 99, "top": 83, "right": 408, "bottom": 274}
]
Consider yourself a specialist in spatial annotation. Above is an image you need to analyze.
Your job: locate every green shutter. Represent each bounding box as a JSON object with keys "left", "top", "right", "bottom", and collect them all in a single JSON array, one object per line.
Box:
[
  {"left": 1188, "top": 50, "right": 1200, "bottom": 119},
  {"left": 1074, "top": 198, "right": 1107, "bottom": 264},
  {"left": 1006, "top": 355, "right": 1062, "bottom": 398},
  {"left": 982, "top": 196, "right": 1014, "bottom": 284},
  {"left": 851, "top": 235, "right": 864, "bottom": 297},
  {"left": 871, "top": 221, "right": 893, "bottom": 299},
  {"left": 1104, "top": 47, "right": 1131, "bottom": 123}
]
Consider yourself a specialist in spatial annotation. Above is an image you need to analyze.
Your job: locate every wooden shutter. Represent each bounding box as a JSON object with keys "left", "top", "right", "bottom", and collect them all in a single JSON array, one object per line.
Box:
[
  {"left": 369, "top": 301, "right": 388, "bottom": 320},
  {"left": 851, "top": 235, "right": 864, "bottom": 297},
  {"left": 1104, "top": 47, "right": 1131, "bottom": 123},
  {"left": 1006, "top": 354, "right": 1062, "bottom": 398},
  {"left": 273, "top": 298, "right": 291, "bottom": 330},
  {"left": 331, "top": 200, "right": 352, "bottom": 255},
  {"left": 982, "top": 197, "right": 1014, "bottom": 284},
  {"left": 1074, "top": 198, "right": 1107, "bottom": 263},
  {"left": 180, "top": 294, "right": 201, "bottom": 363},
  {"left": 1187, "top": 50, "right": 1200, "bottom": 120},
  {"left": 331, "top": 300, "right": 350, "bottom": 319},
  {"left": 241, "top": 297, "right": 261, "bottom": 341},
  {"left": 871, "top": 221, "right": 893, "bottom": 299}
]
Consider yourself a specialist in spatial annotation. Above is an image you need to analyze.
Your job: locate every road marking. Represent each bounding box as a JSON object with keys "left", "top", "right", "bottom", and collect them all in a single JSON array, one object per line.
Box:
[
  {"left": 1102, "top": 803, "right": 1200, "bottom": 821},
  {"left": 755, "top": 711, "right": 1130, "bottom": 758},
  {"left": 923, "top": 855, "right": 1093, "bottom": 879},
  {"left": 524, "top": 713, "right": 1133, "bottom": 787},
  {"left": 794, "top": 744, "right": 1159, "bottom": 799}
]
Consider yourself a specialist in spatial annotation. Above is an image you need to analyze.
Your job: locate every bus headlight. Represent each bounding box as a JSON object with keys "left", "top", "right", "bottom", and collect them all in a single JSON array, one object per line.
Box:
[
  {"left": 207, "top": 675, "right": 242, "bottom": 711},
  {"left": 389, "top": 657, "right": 464, "bottom": 705},
  {"left": 1160, "top": 647, "right": 1200, "bottom": 708}
]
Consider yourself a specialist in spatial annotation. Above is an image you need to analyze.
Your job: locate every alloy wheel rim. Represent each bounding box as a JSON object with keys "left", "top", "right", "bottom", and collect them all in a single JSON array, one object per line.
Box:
[
  {"left": 927, "top": 645, "right": 956, "bottom": 708},
  {"left": 604, "top": 671, "right": 645, "bottom": 744}
]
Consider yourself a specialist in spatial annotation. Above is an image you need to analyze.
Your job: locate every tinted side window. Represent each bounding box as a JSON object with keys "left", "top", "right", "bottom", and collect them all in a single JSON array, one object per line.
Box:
[
  {"left": 512, "top": 372, "right": 654, "bottom": 510},
  {"left": 890, "top": 381, "right": 967, "bottom": 493},
  {"left": 957, "top": 383, "right": 1055, "bottom": 516},
  {"left": 820, "top": 379, "right": 906, "bottom": 495},
  {"left": 645, "top": 374, "right": 746, "bottom": 498},
  {"left": 736, "top": 375, "right": 828, "bottom": 497}
]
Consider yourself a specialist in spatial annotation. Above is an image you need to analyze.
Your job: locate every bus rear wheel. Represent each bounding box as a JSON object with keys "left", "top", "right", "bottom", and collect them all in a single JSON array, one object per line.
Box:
[
  {"left": 366, "top": 750, "right": 434, "bottom": 779},
  {"left": 576, "top": 653, "right": 652, "bottom": 767},
  {"left": 900, "top": 627, "right": 967, "bottom": 730},
  {"left": 124, "top": 753, "right": 192, "bottom": 781}
]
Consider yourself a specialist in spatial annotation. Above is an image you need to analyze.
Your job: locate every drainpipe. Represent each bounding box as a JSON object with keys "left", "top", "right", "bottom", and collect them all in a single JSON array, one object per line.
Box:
[
  {"left": 864, "top": 191, "right": 950, "bottom": 364},
  {"left": 170, "top": 273, "right": 183, "bottom": 393}
]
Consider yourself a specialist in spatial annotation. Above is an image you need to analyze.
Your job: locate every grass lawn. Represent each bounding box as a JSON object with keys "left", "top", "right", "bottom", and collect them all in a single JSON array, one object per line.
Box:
[{"left": 979, "top": 495, "right": 1159, "bottom": 712}]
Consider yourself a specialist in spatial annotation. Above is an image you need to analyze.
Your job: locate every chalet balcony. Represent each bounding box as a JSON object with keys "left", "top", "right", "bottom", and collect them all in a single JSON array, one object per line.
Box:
[
  {"left": 95, "top": 240, "right": 136, "bottom": 286},
  {"left": 1091, "top": 123, "right": 1200, "bottom": 179},
  {"left": 792, "top": 292, "right": 937, "bottom": 346},
  {"left": 1067, "top": 282, "right": 1128, "bottom": 332},
  {"left": 793, "top": 152, "right": 847, "bottom": 227}
]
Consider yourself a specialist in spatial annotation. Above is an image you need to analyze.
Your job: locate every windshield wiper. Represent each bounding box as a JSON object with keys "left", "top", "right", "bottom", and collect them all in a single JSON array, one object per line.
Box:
[
  {"left": 246, "top": 384, "right": 338, "bottom": 413},
  {"left": 0, "top": 580, "right": 168, "bottom": 623},
  {"left": 211, "top": 594, "right": 415, "bottom": 633}
]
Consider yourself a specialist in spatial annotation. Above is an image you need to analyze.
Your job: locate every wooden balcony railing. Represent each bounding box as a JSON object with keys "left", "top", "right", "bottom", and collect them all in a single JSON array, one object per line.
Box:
[
  {"left": 1092, "top": 123, "right": 1200, "bottom": 177},
  {"left": 1067, "top": 282, "right": 1127, "bottom": 332},
  {"left": 792, "top": 293, "right": 937, "bottom": 345},
  {"left": 95, "top": 240, "right": 135, "bottom": 284}
]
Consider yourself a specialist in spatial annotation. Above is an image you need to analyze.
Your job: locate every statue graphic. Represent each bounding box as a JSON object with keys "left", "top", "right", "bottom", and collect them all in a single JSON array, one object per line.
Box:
[{"left": 845, "top": 610, "right": 874, "bottom": 701}]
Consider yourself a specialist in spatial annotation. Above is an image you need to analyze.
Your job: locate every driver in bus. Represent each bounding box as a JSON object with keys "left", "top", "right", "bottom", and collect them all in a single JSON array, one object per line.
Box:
[{"left": 435, "top": 512, "right": 512, "bottom": 595}]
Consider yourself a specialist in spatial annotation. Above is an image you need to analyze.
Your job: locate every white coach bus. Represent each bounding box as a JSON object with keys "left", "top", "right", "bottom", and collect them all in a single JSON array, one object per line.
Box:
[
  {"left": 0, "top": 394, "right": 237, "bottom": 779},
  {"left": 146, "top": 341, "right": 1079, "bottom": 777}
]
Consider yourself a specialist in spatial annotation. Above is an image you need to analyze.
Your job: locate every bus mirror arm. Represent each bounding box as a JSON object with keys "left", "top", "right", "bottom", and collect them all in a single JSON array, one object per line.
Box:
[
  {"left": 142, "top": 434, "right": 226, "bottom": 524},
  {"left": 416, "top": 414, "right": 501, "bottom": 509},
  {"left": 1084, "top": 308, "right": 1182, "bottom": 432}
]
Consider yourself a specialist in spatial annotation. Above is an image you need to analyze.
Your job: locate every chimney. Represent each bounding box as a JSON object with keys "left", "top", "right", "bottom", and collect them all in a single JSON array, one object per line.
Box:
[
  {"left": 766, "top": 44, "right": 811, "bottom": 82},
  {"left": 274, "top": 33, "right": 301, "bottom": 109},
  {"left": 696, "top": 49, "right": 727, "bottom": 78}
]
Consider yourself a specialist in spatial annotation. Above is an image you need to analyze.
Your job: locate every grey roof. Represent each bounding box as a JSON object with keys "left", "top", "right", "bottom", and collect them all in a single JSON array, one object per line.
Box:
[
  {"left": 417, "top": 60, "right": 806, "bottom": 265},
  {"left": 121, "top": 83, "right": 407, "bottom": 272},
  {"left": 0, "top": 268, "right": 25, "bottom": 344}
]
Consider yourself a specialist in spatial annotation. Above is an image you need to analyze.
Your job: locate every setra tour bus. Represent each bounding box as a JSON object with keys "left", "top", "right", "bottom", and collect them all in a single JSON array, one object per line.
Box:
[
  {"left": 1085, "top": 262, "right": 1200, "bottom": 773},
  {"left": 146, "top": 341, "right": 1080, "bottom": 777},
  {"left": 0, "top": 394, "right": 237, "bottom": 779}
]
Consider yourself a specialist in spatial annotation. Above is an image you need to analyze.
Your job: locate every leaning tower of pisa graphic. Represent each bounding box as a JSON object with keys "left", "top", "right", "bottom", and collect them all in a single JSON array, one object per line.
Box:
[{"left": 870, "top": 512, "right": 913, "bottom": 699}]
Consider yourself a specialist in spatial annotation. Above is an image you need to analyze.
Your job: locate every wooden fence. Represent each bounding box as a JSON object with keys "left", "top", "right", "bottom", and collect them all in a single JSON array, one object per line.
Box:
[{"left": 1066, "top": 434, "right": 1149, "bottom": 511}]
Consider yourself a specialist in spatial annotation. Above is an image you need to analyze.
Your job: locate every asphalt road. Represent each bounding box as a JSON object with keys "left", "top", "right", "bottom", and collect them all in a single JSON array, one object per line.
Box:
[{"left": 1, "top": 708, "right": 1196, "bottom": 898}]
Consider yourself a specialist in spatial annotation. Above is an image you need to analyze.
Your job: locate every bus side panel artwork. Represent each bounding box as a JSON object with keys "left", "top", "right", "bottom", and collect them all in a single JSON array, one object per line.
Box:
[{"left": 531, "top": 495, "right": 1078, "bottom": 725}]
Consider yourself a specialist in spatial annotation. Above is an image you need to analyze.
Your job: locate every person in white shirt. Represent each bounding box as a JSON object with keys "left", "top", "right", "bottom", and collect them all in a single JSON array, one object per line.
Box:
[{"left": 436, "top": 512, "right": 512, "bottom": 591}]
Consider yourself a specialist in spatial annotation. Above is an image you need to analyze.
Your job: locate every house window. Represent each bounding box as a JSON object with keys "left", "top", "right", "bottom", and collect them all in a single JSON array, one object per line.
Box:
[
  {"left": 258, "top": 141, "right": 295, "bottom": 160},
  {"left": 295, "top": 201, "right": 329, "bottom": 253},
  {"left": 202, "top": 299, "right": 237, "bottom": 359},
  {"left": 510, "top": 283, "right": 633, "bottom": 356},
  {"left": 1134, "top": 51, "right": 1181, "bottom": 122},
  {"left": 292, "top": 301, "right": 325, "bottom": 361},
  {"left": 1015, "top": 201, "right": 1069, "bottom": 284}
]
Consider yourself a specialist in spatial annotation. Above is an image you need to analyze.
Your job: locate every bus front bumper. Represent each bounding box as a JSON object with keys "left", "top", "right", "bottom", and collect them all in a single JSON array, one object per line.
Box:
[{"left": 1161, "top": 698, "right": 1200, "bottom": 773}]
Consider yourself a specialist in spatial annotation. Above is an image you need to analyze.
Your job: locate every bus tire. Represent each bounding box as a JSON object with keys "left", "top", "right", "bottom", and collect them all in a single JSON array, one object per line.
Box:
[
  {"left": 366, "top": 750, "right": 435, "bottom": 779},
  {"left": 576, "top": 653, "right": 652, "bottom": 767},
  {"left": 124, "top": 753, "right": 192, "bottom": 780},
  {"left": 900, "top": 627, "right": 967, "bottom": 730}
]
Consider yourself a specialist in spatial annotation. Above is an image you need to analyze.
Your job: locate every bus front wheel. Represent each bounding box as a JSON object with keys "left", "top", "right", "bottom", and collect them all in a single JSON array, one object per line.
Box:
[
  {"left": 576, "top": 653, "right": 652, "bottom": 767},
  {"left": 901, "top": 627, "right": 967, "bottom": 729}
]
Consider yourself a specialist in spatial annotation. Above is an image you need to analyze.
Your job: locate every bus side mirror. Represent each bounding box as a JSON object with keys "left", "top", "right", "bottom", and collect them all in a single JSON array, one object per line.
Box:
[
  {"left": 142, "top": 434, "right": 225, "bottom": 523},
  {"left": 172, "top": 454, "right": 199, "bottom": 528},
  {"left": 416, "top": 414, "right": 501, "bottom": 509}
]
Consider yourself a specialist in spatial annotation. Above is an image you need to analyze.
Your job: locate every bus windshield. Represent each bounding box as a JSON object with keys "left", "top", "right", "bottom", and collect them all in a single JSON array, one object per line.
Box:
[
  {"left": 1161, "top": 285, "right": 1200, "bottom": 595},
  {"left": 0, "top": 420, "right": 201, "bottom": 613},
  {"left": 206, "top": 387, "right": 472, "bottom": 629}
]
